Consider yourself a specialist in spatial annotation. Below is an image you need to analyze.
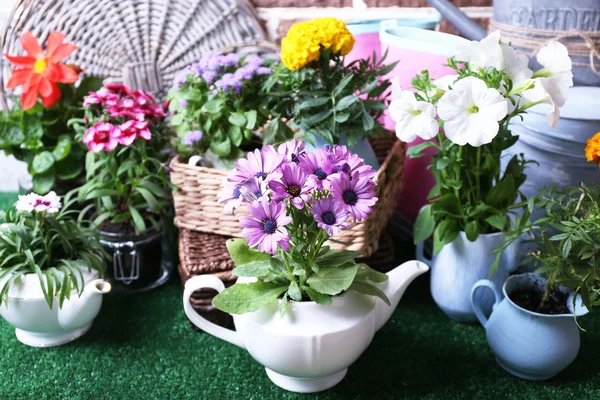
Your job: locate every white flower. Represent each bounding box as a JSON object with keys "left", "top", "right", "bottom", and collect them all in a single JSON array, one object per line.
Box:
[
  {"left": 437, "top": 77, "right": 508, "bottom": 147},
  {"left": 454, "top": 31, "right": 504, "bottom": 70},
  {"left": 388, "top": 86, "right": 439, "bottom": 143},
  {"left": 500, "top": 43, "right": 532, "bottom": 86},
  {"left": 531, "top": 41, "right": 573, "bottom": 108},
  {"left": 521, "top": 79, "right": 562, "bottom": 128},
  {"left": 431, "top": 75, "right": 459, "bottom": 92},
  {"left": 15, "top": 191, "right": 61, "bottom": 214}
]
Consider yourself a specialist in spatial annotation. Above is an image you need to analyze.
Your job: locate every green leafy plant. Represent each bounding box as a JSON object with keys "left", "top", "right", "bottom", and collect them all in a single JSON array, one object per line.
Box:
[
  {"left": 0, "top": 191, "right": 105, "bottom": 308},
  {"left": 495, "top": 184, "right": 600, "bottom": 313},
  {"left": 0, "top": 77, "right": 104, "bottom": 194}
]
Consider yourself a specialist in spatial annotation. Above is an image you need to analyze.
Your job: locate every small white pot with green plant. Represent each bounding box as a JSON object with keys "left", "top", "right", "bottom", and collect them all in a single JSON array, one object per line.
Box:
[
  {"left": 389, "top": 32, "right": 574, "bottom": 321},
  {"left": 0, "top": 192, "right": 109, "bottom": 347}
]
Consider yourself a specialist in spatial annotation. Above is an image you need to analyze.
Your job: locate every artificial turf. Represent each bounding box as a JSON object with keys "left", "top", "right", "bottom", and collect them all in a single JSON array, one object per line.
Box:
[{"left": 0, "top": 191, "right": 599, "bottom": 399}]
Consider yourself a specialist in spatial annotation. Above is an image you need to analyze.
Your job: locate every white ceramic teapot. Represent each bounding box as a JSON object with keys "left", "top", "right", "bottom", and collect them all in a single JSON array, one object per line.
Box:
[{"left": 183, "top": 260, "right": 428, "bottom": 393}]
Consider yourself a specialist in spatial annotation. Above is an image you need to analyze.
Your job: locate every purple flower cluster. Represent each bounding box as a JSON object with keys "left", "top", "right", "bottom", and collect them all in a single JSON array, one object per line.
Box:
[
  {"left": 182, "top": 130, "right": 204, "bottom": 146},
  {"left": 218, "top": 140, "right": 378, "bottom": 254},
  {"left": 172, "top": 51, "right": 272, "bottom": 95}
]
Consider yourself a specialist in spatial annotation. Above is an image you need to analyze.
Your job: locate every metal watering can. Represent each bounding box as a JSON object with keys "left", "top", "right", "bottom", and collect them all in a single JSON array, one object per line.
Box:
[{"left": 427, "top": 0, "right": 600, "bottom": 86}]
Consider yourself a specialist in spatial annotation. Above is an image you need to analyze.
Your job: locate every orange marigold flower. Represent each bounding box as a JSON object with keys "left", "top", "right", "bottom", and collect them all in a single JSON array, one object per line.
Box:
[
  {"left": 4, "top": 31, "right": 80, "bottom": 110},
  {"left": 585, "top": 132, "right": 600, "bottom": 166}
]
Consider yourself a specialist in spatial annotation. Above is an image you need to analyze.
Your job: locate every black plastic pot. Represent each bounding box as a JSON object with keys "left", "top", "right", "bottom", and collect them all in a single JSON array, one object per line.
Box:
[{"left": 99, "top": 222, "right": 172, "bottom": 293}]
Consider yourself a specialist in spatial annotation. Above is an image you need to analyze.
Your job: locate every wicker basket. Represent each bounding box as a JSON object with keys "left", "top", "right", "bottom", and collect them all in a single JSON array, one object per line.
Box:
[
  {"left": 0, "top": 0, "right": 267, "bottom": 106},
  {"left": 172, "top": 137, "right": 405, "bottom": 257}
]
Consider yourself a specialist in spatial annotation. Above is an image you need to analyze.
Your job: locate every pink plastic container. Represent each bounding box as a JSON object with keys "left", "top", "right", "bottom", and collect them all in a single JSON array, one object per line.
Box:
[{"left": 380, "top": 27, "right": 469, "bottom": 222}]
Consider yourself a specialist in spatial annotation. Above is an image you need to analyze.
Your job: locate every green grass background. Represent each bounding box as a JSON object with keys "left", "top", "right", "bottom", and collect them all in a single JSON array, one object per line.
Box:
[{"left": 0, "top": 192, "right": 599, "bottom": 399}]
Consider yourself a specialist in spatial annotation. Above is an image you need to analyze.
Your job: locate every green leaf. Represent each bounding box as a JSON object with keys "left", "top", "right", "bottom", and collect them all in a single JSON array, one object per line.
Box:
[
  {"left": 32, "top": 170, "right": 55, "bottom": 194},
  {"left": 128, "top": 205, "right": 146, "bottom": 233},
  {"left": 302, "top": 109, "right": 333, "bottom": 126},
  {"left": 349, "top": 281, "right": 390, "bottom": 306},
  {"left": 303, "top": 286, "right": 332, "bottom": 305},
  {"left": 170, "top": 113, "right": 185, "bottom": 126},
  {"left": 213, "top": 282, "right": 287, "bottom": 314},
  {"left": 52, "top": 135, "right": 72, "bottom": 161},
  {"left": 413, "top": 205, "right": 435, "bottom": 244},
  {"left": 335, "top": 112, "right": 350, "bottom": 123},
  {"left": 228, "top": 112, "right": 247, "bottom": 128},
  {"left": 306, "top": 264, "right": 358, "bottom": 296},
  {"left": 245, "top": 110, "right": 258, "bottom": 130},
  {"left": 288, "top": 281, "right": 302, "bottom": 301},
  {"left": 226, "top": 238, "right": 271, "bottom": 267},
  {"left": 210, "top": 136, "right": 231, "bottom": 157},
  {"left": 465, "top": 221, "right": 479, "bottom": 242},
  {"left": 355, "top": 263, "right": 388, "bottom": 283},
  {"left": 296, "top": 97, "right": 330, "bottom": 112},
  {"left": 406, "top": 141, "right": 438, "bottom": 158},
  {"left": 228, "top": 125, "right": 243, "bottom": 147},
  {"left": 74, "top": 76, "right": 105, "bottom": 101},
  {"left": 361, "top": 112, "right": 375, "bottom": 131},
  {"left": 279, "top": 293, "right": 289, "bottom": 316},
  {"left": 485, "top": 214, "right": 507, "bottom": 231},
  {"left": 486, "top": 175, "right": 515, "bottom": 208},
  {"left": 0, "top": 121, "right": 24, "bottom": 148},
  {"left": 334, "top": 95, "right": 359, "bottom": 111},
  {"left": 22, "top": 113, "right": 43, "bottom": 140},
  {"left": 333, "top": 74, "right": 353, "bottom": 97},
  {"left": 55, "top": 157, "right": 82, "bottom": 180},
  {"left": 136, "top": 187, "right": 159, "bottom": 211},
  {"left": 32, "top": 151, "right": 55, "bottom": 174},
  {"left": 316, "top": 250, "right": 363, "bottom": 268},
  {"left": 232, "top": 259, "right": 272, "bottom": 277}
]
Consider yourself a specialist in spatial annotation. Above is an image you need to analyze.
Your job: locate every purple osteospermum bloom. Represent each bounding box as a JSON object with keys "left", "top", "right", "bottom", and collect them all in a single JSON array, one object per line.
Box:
[
  {"left": 269, "top": 162, "right": 312, "bottom": 209},
  {"left": 231, "top": 148, "right": 284, "bottom": 183},
  {"left": 277, "top": 139, "right": 305, "bottom": 164},
  {"left": 182, "top": 130, "right": 203, "bottom": 146},
  {"left": 310, "top": 196, "right": 350, "bottom": 236},
  {"left": 218, "top": 177, "right": 267, "bottom": 214},
  {"left": 240, "top": 197, "right": 292, "bottom": 254},
  {"left": 299, "top": 149, "right": 335, "bottom": 191},
  {"left": 323, "top": 145, "right": 377, "bottom": 179},
  {"left": 329, "top": 172, "right": 378, "bottom": 222}
]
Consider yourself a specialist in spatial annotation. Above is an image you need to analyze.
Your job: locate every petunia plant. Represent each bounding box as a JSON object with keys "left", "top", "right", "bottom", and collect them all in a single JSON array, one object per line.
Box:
[
  {"left": 214, "top": 141, "right": 388, "bottom": 315},
  {"left": 0, "top": 31, "right": 103, "bottom": 193},
  {"left": 263, "top": 17, "right": 396, "bottom": 147},
  {"left": 71, "top": 83, "right": 172, "bottom": 234},
  {"left": 389, "top": 32, "right": 574, "bottom": 254},
  {"left": 0, "top": 191, "right": 105, "bottom": 308},
  {"left": 167, "top": 51, "right": 287, "bottom": 169}
]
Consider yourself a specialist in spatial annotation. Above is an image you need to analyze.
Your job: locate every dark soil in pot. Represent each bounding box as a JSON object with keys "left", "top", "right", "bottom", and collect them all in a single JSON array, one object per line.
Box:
[
  {"left": 99, "top": 220, "right": 169, "bottom": 293},
  {"left": 510, "top": 285, "right": 570, "bottom": 315}
]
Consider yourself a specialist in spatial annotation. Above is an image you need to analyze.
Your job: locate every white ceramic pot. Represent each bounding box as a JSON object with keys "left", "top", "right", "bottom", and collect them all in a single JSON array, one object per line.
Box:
[
  {"left": 183, "top": 260, "right": 428, "bottom": 393},
  {"left": 0, "top": 265, "right": 111, "bottom": 347}
]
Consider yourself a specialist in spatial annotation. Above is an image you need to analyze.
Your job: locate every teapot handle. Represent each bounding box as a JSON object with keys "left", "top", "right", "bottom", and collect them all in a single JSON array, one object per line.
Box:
[
  {"left": 471, "top": 279, "right": 502, "bottom": 328},
  {"left": 416, "top": 241, "right": 432, "bottom": 267},
  {"left": 183, "top": 275, "right": 246, "bottom": 349}
]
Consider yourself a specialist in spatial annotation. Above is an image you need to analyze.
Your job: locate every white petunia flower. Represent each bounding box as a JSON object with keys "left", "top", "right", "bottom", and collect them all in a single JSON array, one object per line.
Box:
[
  {"left": 530, "top": 41, "right": 573, "bottom": 109},
  {"left": 500, "top": 43, "right": 532, "bottom": 87},
  {"left": 437, "top": 76, "right": 508, "bottom": 147},
  {"left": 15, "top": 191, "right": 61, "bottom": 214},
  {"left": 454, "top": 31, "right": 504, "bottom": 71},
  {"left": 389, "top": 86, "right": 439, "bottom": 143}
]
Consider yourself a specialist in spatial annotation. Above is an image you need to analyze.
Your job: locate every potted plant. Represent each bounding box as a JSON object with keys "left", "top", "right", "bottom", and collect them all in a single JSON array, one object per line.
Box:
[
  {"left": 183, "top": 142, "right": 428, "bottom": 393},
  {"left": 0, "top": 31, "right": 103, "bottom": 194},
  {"left": 73, "top": 83, "right": 173, "bottom": 293},
  {"left": 265, "top": 17, "right": 396, "bottom": 169},
  {"left": 473, "top": 158, "right": 600, "bottom": 379},
  {"left": 0, "top": 191, "right": 110, "bottom": 347},
  {"left": 391, "top": 32, "right": 574, "bottom": 321}
]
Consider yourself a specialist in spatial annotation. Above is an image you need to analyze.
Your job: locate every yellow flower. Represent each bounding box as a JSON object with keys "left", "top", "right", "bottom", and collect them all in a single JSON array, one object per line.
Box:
[
  {"left": 280, "top": 18, "right": 355, "bottom": 71},
  {"left": 585, "top": 132, "right": 600, "bottom": 166}
]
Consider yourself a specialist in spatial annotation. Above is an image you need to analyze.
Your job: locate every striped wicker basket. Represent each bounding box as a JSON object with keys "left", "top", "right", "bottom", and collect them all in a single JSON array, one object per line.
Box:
[
  {"left": 172, "top": 136, "right": 405, "bottom": 257},
  {"left": 0, "top": 0, "right": 267, "bottom": 104}
]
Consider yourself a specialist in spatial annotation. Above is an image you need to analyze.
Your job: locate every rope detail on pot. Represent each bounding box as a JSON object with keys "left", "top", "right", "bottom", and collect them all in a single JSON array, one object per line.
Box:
[{"left": 488, "top": 19, "right": 600, "bottom": 75}]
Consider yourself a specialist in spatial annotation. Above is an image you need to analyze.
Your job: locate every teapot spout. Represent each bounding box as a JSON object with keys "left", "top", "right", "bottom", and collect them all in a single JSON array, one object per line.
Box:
[
  {"left": 427, "top": 0, "right": 488, "bottom": 41},
  {"left": 58, "top": 279, "right": 111, "bottom": 331},
  {"left": 375, "top": 261, "right": 429, "bottom": 331}
]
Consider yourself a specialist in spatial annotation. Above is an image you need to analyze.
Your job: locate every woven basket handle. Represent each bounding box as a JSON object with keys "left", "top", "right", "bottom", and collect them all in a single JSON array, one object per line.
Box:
[{"left": 183, "top": 275, "right": 245, "bottom": 349}]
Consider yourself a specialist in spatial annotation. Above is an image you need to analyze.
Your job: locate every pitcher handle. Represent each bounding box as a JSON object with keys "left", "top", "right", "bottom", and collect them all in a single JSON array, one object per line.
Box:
[
  {"left": 416, "top": 241, "right": 432, "bottom": 267},
  {"left": 183, "top": 275, "right": 245, "bottom": 349},
  {"left": 471, "top": 279, "right": 502, "bottom": 328}
]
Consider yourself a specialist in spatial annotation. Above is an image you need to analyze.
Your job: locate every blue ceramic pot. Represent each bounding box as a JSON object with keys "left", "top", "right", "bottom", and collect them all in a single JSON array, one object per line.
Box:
[
  {"left": 472, "top": 273, "right": 589, "bottom": 380},
  {"left": 417, "top": 230, "right": 521, "bottom": 322}
]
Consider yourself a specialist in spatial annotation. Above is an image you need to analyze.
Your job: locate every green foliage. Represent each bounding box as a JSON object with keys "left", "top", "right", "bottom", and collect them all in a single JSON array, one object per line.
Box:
[
  {"left": 0, "top": 194, "right": 105, "bottom": 308},
  {"left": 0, "top": 77, "right": 103, "bottom": 193},
  {"left": 263, "top": 49, "right": 396, "bottom": 147},
  {"left": 410, "top": 65, "right": 535, "bottom": 254},
  {"left": 496, "top": 184, "right": 600, "bottom": 313},
  {"left": 214, "top": 236, "right": 388, "bottom": 315}
]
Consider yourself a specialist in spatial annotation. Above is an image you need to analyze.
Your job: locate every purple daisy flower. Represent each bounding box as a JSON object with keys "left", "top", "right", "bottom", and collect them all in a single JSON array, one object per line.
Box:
[
  {"left": 277, "top": 139, "right": 305, "bottom": 164},
  {"left": 329, "top": 172, "right": 378, "bottom": 222},
  {"left": 269, "top": 162, "right": 312, "bottom": 209},
  {"left": 240, "top": 197, "right": 292, "bottom": 254},
  {"left": 231, "top": 148, "right": 284, "bottom": 183},
  {"left": 310, "top": 196, "right": 350, "bottom": 236},
  {"left": 299, "top": 149, "right": 336, "bottom": 191},
  {"left": 182, "top": 130, "right": 203, "bottom": 146},
  {"left": 323, "top": 145, "right": 377, "bottom": 179},
  {"left": 218, "top": 177, "right": 267, "bottom": 214}
]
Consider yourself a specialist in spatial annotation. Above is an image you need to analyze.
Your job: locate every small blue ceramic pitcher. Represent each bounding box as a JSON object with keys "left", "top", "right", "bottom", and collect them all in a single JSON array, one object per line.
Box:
[{"left": 472, "top": 273, "right": 589, "bottom": 380}]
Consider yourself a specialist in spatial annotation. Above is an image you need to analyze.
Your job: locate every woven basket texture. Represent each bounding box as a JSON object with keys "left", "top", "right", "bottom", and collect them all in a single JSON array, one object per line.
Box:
[
  {"left": 172, "top": 136, "right": 405, "bottom": 257},
  {"left": 0, "top": 0, "right": 267, "bottom": 107},
  {"left": 178, "top": 228, "right": 396, "bottom": 331}
]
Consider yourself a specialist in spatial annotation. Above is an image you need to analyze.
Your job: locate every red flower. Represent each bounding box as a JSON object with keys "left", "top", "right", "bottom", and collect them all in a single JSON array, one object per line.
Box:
[{"left": 4, "top": 31, "right": 80, "bottom": 110}]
